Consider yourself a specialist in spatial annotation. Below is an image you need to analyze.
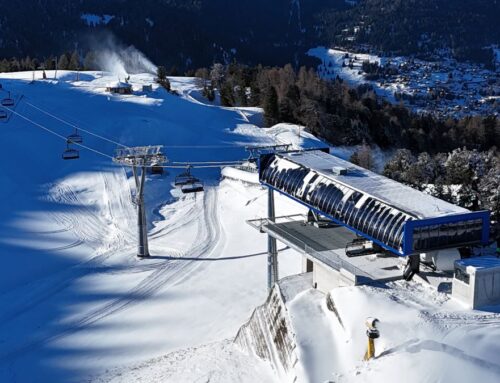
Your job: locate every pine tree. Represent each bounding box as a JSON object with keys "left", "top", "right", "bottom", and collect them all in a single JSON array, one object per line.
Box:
[
  {"left": 69, "top": 51, "right": 80, "bottom": 70},
  {"left": 220, "top": 81, "right": 234, "bottom": 106},
  {"left": 83, "top": 51, "right": 97, "bottom": 70},
  {"left": 204, "top": 85, "right": 215, "bottom": 102},
  {"left": 45, "top": 56, "right": 56, "bottom": 70},
  {"left": 0, "top": 59, "right": 10, "bottom": 72},
  {"left": 163, "top": 77, "right": 171, "bottom": 92},
  {"left": 350, "top": 142, "right": 374, "bottom": 170},
  {"left": 210, "top": 63, "right": 224, "bottom": 89},
  {"left": 263, "top": 86, "right": 279, "bottom": 127},
  {"left": 58, "top": 53, "right": 69, "bottom": 70},
  {"left": 157, "top": 66, "right": 167, "bottom": 81}
]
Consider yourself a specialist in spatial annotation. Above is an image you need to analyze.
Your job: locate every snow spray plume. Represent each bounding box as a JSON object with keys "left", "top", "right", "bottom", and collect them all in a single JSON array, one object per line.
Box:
[{"left": 89, "top": 33, "right": 157, "bottom": 77}]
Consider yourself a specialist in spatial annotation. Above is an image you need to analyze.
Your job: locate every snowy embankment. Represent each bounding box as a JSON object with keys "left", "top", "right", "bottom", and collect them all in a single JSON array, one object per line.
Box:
[
  {"left": 0, "top": 70, "right": 319, "bottom": 382},
  {"left": 237, "top": 274, "right": 500, "bottom": 383}
]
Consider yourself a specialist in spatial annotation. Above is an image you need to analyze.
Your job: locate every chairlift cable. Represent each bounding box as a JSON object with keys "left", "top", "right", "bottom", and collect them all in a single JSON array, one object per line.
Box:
[
  {"left": 172, "top": 160, "right": 245, "bottom": 165},
  {"left": 0, "top": 107, "right": 244, "bottom": 167},
  {"left": 0, "top": 106, "right": 114, "bottom": 160},
  {"left": 24, "top": 101, "right": 250, "bottom": 151},
  {"left": 1, "top": 105, "right": 245, "bottom": 166},
  {"left": 24, "top": 100, "right": 130, "bottom": 149},
  {"left": 162, "top": 145, "right": 245, "bottom": 149}
]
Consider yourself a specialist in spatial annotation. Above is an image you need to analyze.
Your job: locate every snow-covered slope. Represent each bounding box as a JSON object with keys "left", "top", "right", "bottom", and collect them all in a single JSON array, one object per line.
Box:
[
  {"left": 2, "top": 70, "right": 498, "bottom": 383},
  {"left": 237, "top": 273, "right": 500, "bottom": 383},
  {"left": 0, "top": 70, "right": 323, "bottom": 382}
]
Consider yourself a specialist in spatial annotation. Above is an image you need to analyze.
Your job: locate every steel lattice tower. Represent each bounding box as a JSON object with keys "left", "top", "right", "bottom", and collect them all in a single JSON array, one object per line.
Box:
[{"left": 113, "top": 146, "right": 167, "bottom": 257}]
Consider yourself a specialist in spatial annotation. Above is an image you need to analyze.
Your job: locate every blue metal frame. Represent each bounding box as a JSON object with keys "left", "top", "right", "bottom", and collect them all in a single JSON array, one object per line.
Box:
[
  {"left": 262, "top": 182, "right": 406, "bottom": 256},
  {"left": 262, "top": 182, "right": 491, "bottom": 257},
  {"left": 259, "top": 152, "right": 492, "bottom": 257},
  {"left": 402, "top": 210, "right": 490, "bottom": 255}
]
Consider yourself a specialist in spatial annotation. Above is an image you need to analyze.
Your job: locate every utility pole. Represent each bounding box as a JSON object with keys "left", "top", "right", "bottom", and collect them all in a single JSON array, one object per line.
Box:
[{"left": 113, "top": 146, "right": 166, "bottom": 257}]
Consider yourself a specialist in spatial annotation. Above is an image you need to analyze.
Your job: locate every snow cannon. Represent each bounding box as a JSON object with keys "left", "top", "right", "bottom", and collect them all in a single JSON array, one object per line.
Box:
[{"left": 364, "top": 317, "right": 380, "bottom": 361}]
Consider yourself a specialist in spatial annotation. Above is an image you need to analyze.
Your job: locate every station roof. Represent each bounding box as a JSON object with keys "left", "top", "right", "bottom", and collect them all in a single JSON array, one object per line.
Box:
[
  {"left": 279, "top": 150, "right": 468, "bottom": 219},
  {"left": 259, "top": 150, "right": 488, "bottom": 256}
]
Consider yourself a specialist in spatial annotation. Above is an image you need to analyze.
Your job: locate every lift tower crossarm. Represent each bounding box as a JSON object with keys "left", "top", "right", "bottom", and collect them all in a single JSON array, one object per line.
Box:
[{"left": 113, "top": 145, "right": 167, "bottom": 257}]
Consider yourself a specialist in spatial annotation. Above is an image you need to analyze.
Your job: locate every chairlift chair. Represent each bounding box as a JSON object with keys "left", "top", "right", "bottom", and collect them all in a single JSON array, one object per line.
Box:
[
  {"left": 151, "top": 162, "right": 164, "bottom": 175},
  {"left": 67, "top": 128, "right": 83, "bottom": 144},
  {"left": 175, "top": 165, "right": 195, "bottom": 186},
  {"left": 181, "top": 180, "right": 204, "bottom": 194},
  {"left": 1, "top": 92, "right": 14, "bottom": 107},
  {"left": 62, "top": 143, "right": 79, "bottom": 160},
  {"left": 0, "top": 110, "right": 7, "bottom": 119}
]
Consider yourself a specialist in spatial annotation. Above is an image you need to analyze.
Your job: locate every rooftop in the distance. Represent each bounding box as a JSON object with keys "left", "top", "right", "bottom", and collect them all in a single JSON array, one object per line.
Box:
[
  {"left": 280, "top": 150, "right": 469, "bottom": 219},
  {"left": 106, "top": 81, "right": 132, "bottom": 89}
]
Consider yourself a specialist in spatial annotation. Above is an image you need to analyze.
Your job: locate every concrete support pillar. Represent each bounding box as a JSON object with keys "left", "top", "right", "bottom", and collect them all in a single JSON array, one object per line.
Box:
[
  {"left": 267, "top": 188, "right": 278, "bottom": 290},
  {"left": 403, "top": 253, "right": 420, "bottom": 281}
]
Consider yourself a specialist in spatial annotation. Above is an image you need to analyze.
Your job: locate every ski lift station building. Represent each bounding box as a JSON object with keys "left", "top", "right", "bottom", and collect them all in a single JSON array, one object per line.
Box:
[
  {"left": 250, "top": 149, "right": 491, "bottom": 294},
  {"left": 106, "top": 81, "right": 132, "bottom": 94}
]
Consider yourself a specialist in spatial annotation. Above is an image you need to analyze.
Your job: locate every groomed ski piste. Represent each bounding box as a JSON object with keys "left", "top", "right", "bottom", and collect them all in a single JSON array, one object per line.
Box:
[{"left": 0, "top": 70, "right": 499, "bottom": 383}]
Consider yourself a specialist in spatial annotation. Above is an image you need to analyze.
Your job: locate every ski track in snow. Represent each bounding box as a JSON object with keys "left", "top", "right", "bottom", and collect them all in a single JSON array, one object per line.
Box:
[
  {"left": 0, "top": 71, "right": 315, "bottom": 381},
  {"left": 0, "top": 187, "right": 222, "bottom": 363}
]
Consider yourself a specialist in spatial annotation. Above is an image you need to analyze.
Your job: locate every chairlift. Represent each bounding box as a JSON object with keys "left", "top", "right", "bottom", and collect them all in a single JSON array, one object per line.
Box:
[
  {"left": 151, "top": 162, "right": 164, "bottom": 175},
  {"left": 181, "top": 180, "right": 204, "bottom": 194},
  {"left": 62, "top": 143, "right": 79, "bottom": 160},
  {"left": 67, "top": 128, "right": 83, "bottom": 144},
  {"left": 1, "top": 92, "right": 14, "bottom": 107},
  {"left": 0, "top": 110, "right": 7, "bottom": 119},
  {"left": 175, "top": 165, "right": 196, "bottom": 186}
]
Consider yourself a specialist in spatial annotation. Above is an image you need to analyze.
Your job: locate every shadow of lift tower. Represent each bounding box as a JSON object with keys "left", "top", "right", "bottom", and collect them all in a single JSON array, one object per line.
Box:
[{"left": 113, "top": 146, "right": 167, "bottom": 257}]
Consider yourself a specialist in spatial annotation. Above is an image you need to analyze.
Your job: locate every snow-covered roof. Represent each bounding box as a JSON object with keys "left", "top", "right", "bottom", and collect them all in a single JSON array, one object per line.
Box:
[
  {"left": 106, "top": 81, "right": 131, "bottom": 89},
  {"left": 279, "top": 150, "right": 468, "bottom": 219},
  {"left": 259, "top": 150, "right": 488, "bottom": 255}
]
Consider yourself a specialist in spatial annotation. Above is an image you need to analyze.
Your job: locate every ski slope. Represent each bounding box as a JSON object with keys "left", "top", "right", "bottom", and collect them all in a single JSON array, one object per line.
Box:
[
  {"left": 0, "top": 70, "right": 322, "bottom": 382},
  {"left": 1, "top": 70, "right": 498, "bottom": 383}
]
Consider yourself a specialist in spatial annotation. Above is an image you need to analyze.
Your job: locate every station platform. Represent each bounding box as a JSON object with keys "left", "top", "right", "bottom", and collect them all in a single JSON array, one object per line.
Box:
[{"left": 248, "top": 215, "right": 405, "bottom": 285}]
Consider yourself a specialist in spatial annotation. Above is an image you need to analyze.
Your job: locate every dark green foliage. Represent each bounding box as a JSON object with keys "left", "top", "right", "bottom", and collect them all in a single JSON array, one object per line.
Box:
[
  {"left": 384, "top": 148, "right": 500, "bottom": 228},
  {"left": 157, "top": 66, "right": 167, "bottom": 81},
  {"left": 350, "top": 142, "right": 374, "bottom": 170},
  {"left": 58, "top": 53, "right": 69, "bottom": 70},
  {"left": 83, "top": 51, "right": 97, "bottom": 70},
  {"left": 156, "top": 66, "right": 171, "bottom": 91},
  {"left": 162, "top": 77, "right": 171, "bottom": 92},
  {"left": 320, "top": 0, "right": 500, "bottom": 66},
  {"left": 220, "top": 81, "right": 234, "bottom": 107},
  {"left": 263, "top": 86, "right": 279, "bottom": 127},
  {"left": 68, "top": 50, "right": 80, "bottom": 70},
  {"left": 194, "top": 61, "right": 499, "bottom": 151}
]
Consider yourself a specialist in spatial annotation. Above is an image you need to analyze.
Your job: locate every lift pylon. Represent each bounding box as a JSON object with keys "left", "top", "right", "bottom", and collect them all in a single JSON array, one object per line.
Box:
[{"left": 113, "top": 146, "right": 167, "bottom": 257}]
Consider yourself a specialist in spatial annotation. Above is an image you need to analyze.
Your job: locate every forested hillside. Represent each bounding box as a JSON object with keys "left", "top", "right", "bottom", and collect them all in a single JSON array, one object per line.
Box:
[
  {"left": 319, "top": 0, "right": 500, "bottom": 66},
  {"left": 0, "top": 0, "right": 497, "bottom": 70}
]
